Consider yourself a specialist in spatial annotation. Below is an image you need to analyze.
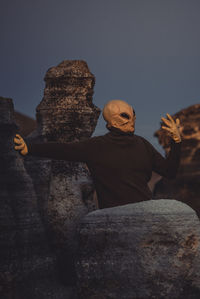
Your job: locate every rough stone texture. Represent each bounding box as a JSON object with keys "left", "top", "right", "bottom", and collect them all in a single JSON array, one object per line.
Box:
[
  {"left": 0, "top": 97, "right": 57, "bottom": 298},
  {"left": 1, "top": 61, "right": 99, "bottom": 297},
  {"left": 25, "top": 60, "right": 100, "bottom": 287},
  {"left": 35, "top": 60, "right": 100, "bottom": 143},
  {"left": 76, "top": 200, "right": 200, "bottom": 299},
  {"left": 154, "top": 104, "right": 200, "bottom": 217}
]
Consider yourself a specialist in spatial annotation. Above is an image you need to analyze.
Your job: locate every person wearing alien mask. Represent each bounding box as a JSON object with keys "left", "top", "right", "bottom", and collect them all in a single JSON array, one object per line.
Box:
[{"left": 14, "top": 100, "right": 181, "bottom": 209}]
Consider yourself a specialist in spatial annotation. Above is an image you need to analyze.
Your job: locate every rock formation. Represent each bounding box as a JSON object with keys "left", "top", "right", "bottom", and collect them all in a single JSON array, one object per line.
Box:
[
  {"left": 76, "top": 200, "right": 200, "bottom": 299},
  {"left": 5, "top": 62, "right": 200, "bottom": 298},
  {"left": 25, "top": 60, "right": 100, "bottom": 286},
  {"left": 154, "top": 104, "right": 200, "bottom": 217},
  {"left": 35, "top": 60, "right": 99, "bottom": 142},
  {"left": 0, "top": 60, "right": 100, "bottom": 298},
  {"left": 0, "top": 97, "right": 57, "bottom": 299}
]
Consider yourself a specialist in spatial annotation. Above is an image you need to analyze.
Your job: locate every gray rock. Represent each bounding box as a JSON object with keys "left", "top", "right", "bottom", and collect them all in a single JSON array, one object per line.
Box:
[
  {"left": 0, "top": 97, "right": 57, "bottom": 298},
  {"left": 76, "top": 199, "right": 200, "bottom": 299},
  {"left": 25, "top": 60, "right": 100, "bottom": 286},
  {"left": 35, "top": 59, "right": 100, "bottom": 143}
]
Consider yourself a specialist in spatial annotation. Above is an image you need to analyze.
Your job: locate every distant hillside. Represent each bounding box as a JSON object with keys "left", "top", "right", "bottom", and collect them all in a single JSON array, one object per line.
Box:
[{"left": 14, "top": 111, "right": 37, "bottom": 136}]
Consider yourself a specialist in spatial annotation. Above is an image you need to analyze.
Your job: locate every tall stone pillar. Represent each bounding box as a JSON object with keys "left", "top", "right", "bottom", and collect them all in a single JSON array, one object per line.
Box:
[
  {"left": 36, "top": 60, "right": 100, "bottom": 142},
  {"left": 26, "top": 60, "right": 100, "bottom": 285}
]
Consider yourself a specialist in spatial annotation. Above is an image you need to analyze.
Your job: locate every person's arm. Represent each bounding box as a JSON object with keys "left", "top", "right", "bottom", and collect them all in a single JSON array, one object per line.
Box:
[
  {"left": 145, "top": 113, "right": 182, "bottom": 179},
  {"left": 151, "top": 141, "right": 181, "bottom": 179},
  {"left": 14, "top": 134, "right": 90, "bottom": 162}
]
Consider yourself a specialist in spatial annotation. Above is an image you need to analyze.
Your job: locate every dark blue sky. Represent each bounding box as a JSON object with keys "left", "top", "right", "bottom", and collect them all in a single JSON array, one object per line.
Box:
[{"left": 1, "top": 0, "right": 200, "bottom": 150}]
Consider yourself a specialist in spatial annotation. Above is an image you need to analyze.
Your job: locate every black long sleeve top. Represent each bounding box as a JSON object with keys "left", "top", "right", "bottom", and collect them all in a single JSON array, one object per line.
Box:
[{"left": 27, "top": 130, "right": 181, "bottom": 209}]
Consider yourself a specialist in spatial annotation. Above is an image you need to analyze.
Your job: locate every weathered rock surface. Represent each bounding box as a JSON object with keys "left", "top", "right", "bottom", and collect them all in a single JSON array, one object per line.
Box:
[
  {"left": 25, "top": 60, "right": 100, "bottom": 286},
  {"left": 1, "top": 60, "right": 100, "bottom": 297},
  {"left": 76, "top": 200, "right": 200, "bottom": 299},
  {"left": 154, "top": 104, "right": 200, "bottom": 216},
  {"left": 35, "top": 60, "right": 100, "bottom": 142},
  {"left": 0, "top": 97, "right": 57, "bottom": 298}
]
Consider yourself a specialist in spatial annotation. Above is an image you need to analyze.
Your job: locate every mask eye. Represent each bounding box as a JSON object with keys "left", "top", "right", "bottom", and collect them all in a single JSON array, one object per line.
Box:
[
  {"left": 120, "top": 113, "right": 130, "bottom": 119},
  {"left": 132, "top": 109, "right": 136, "bottom": 116}
]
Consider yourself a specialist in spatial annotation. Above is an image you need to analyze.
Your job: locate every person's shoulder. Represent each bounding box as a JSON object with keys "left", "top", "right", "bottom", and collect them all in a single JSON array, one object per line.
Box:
[
  {"left": 134, "top": 134, "right": 149, "bottom": 144},
  {"left": 134, "top": 135, "right": 155, "bottom": 152},
  {"left": 89, "top": 134, "right": 109, "bottom": 142},
  {"left": 133, "top": 134, "right": 143, "bottom": 140},
  {"left": 79, "top": 135, "right": 106, "bottom": 146},
  {"left": 135, "top": 134, "right": 151, "bottom": 143}
]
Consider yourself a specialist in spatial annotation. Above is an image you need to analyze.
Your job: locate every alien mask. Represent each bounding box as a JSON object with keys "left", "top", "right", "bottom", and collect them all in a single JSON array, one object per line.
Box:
[{"left": 103, "top": 100, "right": 136, "bottom": 133}]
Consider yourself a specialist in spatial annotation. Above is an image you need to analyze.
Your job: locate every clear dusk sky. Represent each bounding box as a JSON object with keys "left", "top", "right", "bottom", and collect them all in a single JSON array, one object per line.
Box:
[{"left": 1, "top": 0, "right": 200, "bottom": 150}]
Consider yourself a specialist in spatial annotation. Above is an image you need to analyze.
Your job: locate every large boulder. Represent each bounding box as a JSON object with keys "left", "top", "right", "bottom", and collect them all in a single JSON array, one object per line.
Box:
[{"left": 76, "top": 199, "right": 200, "bottom": 299}]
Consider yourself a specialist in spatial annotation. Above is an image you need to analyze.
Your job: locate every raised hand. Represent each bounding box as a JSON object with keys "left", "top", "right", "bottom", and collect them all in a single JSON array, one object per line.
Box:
[
  {"left": 14, "top": 134, "right": 28, "bottom": 155},
  {"left": 161, "top": 113, "right": 181, "bottom": 143}
]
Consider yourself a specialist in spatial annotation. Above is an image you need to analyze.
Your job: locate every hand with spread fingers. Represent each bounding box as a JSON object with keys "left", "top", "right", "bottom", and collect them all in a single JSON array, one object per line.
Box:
[
  {"left": 161, "top": 113, "right": 181, "bottom": 143},
  {"left": 14, "top": 134, "right": 28, "bottom": 155}
]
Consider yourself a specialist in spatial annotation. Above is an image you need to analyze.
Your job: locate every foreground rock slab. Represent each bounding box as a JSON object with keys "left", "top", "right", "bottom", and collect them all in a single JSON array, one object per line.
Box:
[{"left": 76, "top": 199, "right": 200, "bottom": 299}]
